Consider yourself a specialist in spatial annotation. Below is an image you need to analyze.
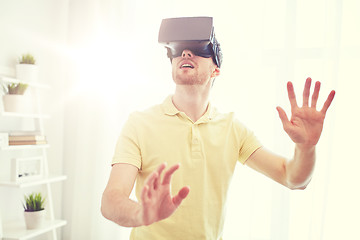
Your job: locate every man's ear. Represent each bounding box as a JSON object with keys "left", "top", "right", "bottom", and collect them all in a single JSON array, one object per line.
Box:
[{"left": 211, "top": 67, "right": 220, "bottom": 78}]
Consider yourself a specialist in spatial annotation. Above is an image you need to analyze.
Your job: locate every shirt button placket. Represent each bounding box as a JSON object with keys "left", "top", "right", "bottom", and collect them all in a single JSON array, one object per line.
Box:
[{"left": 191, "top": 124, "right": 202, "bottom": 159}]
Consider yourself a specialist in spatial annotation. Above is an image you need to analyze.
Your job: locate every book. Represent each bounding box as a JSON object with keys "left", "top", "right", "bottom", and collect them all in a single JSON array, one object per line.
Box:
[
  {"left": 9, "top": 140, "right": 47, "bottom": 145},
  {"left": 9, "top": 135, "right": 46, "bottom": 141}
]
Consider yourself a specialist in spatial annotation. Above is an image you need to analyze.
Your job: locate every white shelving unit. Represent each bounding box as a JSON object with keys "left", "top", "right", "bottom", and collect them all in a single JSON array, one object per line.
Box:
[
  {"left": 0, "top": 175, "right": 67, "bottom": 188},
  {"left": 2, "top": 220, "right": 66, "bottom": 240},
  {"left": 1, "top": 112, "right": 50, "bottom": 119},
  {"left": 0, "top": 75, "right": 66, "bottom": 240},
  {"left": 0, "top": 144, "right": 50, "bottom": 151},
  {"left": 0, "top": 76, "right": 50, "bottom": 89}
]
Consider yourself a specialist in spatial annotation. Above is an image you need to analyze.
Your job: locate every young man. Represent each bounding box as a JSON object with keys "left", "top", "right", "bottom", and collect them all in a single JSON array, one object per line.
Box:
[{"left": 101, "top": 17, "right": 335, "bottom": 240}]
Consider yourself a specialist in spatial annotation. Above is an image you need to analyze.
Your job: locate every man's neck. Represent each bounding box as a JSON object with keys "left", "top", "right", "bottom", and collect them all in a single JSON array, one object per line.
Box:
[{"left": 172, "top": 83, "right": 211, "bottom": 123}]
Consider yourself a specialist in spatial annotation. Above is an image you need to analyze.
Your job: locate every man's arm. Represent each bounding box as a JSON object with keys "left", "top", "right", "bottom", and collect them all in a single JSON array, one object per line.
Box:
[
  {"left": 101, "top": 163, "right": 143, "bottom": 227},
  {"left": 246, "top": 146, "right": 315, "bottom": 189},
  {"left": 246, "top": 78, "right": 335, "bottom": 189},
  {"left": 101, "top": 163, "right": 190, "bottom": 227}
]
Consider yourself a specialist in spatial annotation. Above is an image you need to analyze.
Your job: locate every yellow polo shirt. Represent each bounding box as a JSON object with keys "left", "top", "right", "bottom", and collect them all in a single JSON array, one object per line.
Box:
[{"left": 112, "top": 96, "right": 262, "bottom": 240}]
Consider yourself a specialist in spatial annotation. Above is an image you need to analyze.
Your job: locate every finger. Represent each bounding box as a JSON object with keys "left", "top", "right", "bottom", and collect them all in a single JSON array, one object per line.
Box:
[
  {"left": 154, "top": 163, "right": 167, "bottom": 190},
  {"left": 162, "top": 163, "right": 180, "bottom": 185},
  {"left": 144, "top": 171, "right": 158, "bottom": 198},
  {"left": 321, "top": 90, "right": 336, "bottom": 115},
  {"left": 276, "top": 106, "right": 290, "bottom": 129},
  {"left": 141, "top": 185, "right": 149, "bottom": 203},
  {"left": 287, "top": 81, "right": 298, "bottom": 109},
  {"left": 302, "top": 77, "right": 312, "bottom": 107},
  {"left": 172, "top": 186, "right": 190, "bottom": 207},
  {"left": 311, "top": 81, "right": 321, "bottom": 108}
]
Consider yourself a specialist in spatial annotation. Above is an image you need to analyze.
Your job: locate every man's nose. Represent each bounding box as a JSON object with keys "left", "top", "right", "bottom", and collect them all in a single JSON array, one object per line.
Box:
[{"left": 182, "top": 49, "right": 193, "bottom": 58}]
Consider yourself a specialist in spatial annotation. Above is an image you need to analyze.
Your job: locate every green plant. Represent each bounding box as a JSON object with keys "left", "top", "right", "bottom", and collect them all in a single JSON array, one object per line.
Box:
[
  {"left": 19, "top": 53, "right": 36, "bottom": 65},
  {"left": 1, "top": 82, "right": 28, "bottom": 95},
  {"left": 23, "top": 192, "right": 45, "bottom": 212},
  {"left": 8, "top": 83, "right": 28, "bottom": 94}
]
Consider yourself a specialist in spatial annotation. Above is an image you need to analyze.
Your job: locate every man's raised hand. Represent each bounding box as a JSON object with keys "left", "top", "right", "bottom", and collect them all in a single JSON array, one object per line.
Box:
[
  {"left": 276, "top": 77, "right": 335, "bottom": 150},
  {"left": 139, "top": 163, "right": 190, "bottom": 226}
]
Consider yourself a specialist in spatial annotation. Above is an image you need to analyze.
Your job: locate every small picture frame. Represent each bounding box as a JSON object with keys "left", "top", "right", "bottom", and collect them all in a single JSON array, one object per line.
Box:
[
  {"left": 0, "top": 132, "right": 9, "bottom": 148},
  {"left": 11, "top": 156, "right": 44, "bottom": 182}
]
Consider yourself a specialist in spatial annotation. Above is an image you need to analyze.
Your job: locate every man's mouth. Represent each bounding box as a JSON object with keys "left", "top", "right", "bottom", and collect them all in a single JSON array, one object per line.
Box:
[{"left": 180, "top": 63, "right": 194, "bottom": 69}]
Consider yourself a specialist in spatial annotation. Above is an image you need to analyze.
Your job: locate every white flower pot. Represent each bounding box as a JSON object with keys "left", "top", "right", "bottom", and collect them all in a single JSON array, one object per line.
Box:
[
  {"left": 2, "top": 94, "right": 34, "bottom": 113},
  {"left": 16, "top": 64, "right": 38, "bottom": 83},
  {"left": 24, "top": 210, "right": 45, "bottom": 229}
]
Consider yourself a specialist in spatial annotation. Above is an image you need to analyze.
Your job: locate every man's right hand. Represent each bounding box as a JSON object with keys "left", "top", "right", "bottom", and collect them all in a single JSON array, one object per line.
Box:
[{"left": 138, "top": 163, "right": 190, "bottom": 226}]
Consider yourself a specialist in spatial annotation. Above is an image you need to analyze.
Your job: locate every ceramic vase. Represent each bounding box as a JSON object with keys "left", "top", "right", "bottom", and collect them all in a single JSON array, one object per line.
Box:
[
  {"left": 2, "top": 94, "right": 34, "bottom": 113},
  {"left": 16, "top": 64, "right": 38, "bottom": 82},
  {"left": 24, "top": 210, "right": 45, "bottom": 229}
]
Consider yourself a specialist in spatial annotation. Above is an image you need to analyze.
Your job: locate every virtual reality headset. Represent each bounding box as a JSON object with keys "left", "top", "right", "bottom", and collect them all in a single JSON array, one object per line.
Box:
[{"left": 158, "top": 16, "right": 223, "bottom": 68}]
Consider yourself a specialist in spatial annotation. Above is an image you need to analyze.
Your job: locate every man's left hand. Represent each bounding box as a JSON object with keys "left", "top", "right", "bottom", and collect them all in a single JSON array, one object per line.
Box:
[{"left": 276, "top": 77, "right": 335, "bottom": 150}]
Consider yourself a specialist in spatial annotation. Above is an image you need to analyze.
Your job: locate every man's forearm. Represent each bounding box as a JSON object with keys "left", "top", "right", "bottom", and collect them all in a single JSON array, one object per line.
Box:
[
  {"left": 285, "top": 144, "right": 316, "bottom": 189},
  {"left": 101, "top": 189, "right": 143, "bottom": 227}
]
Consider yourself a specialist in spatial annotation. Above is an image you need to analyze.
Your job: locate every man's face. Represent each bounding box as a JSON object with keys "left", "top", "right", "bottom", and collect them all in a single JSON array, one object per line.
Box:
[{"left": 171, "top": 49, "right": 220, "bottom": 86}]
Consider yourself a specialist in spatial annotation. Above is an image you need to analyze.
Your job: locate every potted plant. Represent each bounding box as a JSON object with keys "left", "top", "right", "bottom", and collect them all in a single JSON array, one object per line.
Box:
[
  {"left": 16, "top": 53, "right": 38, "bottom": 83},
  {"left": 1, "top": 82, "right": 33, "bottom": 113},
  {"left": 23, "top": 192, "right": 46, "bottom": 229}
]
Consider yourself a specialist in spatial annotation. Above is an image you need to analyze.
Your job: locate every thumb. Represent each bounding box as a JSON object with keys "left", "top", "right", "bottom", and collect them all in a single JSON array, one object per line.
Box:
[
  {"left": 276, "top": 106, "right": 290, "bottom": 129},
  {"left": 172, "top": 186, "right": 190, "bottom": 207}
]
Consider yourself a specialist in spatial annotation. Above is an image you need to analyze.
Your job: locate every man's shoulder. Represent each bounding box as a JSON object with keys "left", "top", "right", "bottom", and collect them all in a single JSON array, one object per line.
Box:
[
  {"left": 127, "top": 102, "right": 164, "bottom": 122},
  {"left": 210, "top": 105, "right": 236, "bottom": 121},
  {"left": 129, "top": 95, "right": 174, "bottom": 119},
  {"left": 211, "top": 106, "right": 250, "bottom": 129}
]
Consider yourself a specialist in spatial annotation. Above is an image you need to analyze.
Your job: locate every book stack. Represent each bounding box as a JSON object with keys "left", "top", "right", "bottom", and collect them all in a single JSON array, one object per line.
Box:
[{"left": 8, "top": 133, "right": 47, "bottom": 146}]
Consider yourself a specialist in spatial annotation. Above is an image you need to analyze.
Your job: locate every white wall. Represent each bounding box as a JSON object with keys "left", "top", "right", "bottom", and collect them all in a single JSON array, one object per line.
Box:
[
  {"left": 0, "top": 0, "right": 69, "bottom": 238},
  {"left": 1, "top": 1, "right": 359, "bottom": 240}
]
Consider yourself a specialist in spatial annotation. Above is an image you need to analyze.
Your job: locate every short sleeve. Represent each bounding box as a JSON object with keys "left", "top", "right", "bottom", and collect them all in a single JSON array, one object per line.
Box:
[
  {"left": 234, "top": 119, "right": 262, "bottom": 164},
  {"left": 112, "top": 114, "right": 142, "bottom": 169}
]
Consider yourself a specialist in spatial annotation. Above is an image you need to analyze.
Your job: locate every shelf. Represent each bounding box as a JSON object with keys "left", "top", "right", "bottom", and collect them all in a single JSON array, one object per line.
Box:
[
  {"left": 0, "top": 75, "right": 50, "bottom": 89},
  {"left": 0, "top": 144, "right": 50, "bottom": 150},
  {"left": 0, "top": 111, "right": 50, "bottom": 119},
  {"left": 0, "top": 175, "right": 67, "bottom": 188},
  {"left": 2, "top": 219, "right": 66, "bottom": 240},
  {"left": 0, "top": 70, "right": 63, "bottom": 240}
]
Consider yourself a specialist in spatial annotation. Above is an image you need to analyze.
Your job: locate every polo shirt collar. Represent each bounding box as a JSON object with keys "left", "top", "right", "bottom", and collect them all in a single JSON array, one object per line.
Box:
[
  {"left": 162, "top": 95, "right": 180, "bottom": 116},
  {"left": 161, "top": 95, "right": 217, "bottom": 122}
]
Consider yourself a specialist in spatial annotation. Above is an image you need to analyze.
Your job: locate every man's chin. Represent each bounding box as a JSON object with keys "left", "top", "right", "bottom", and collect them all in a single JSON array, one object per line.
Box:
[
  {"left": 173, "top": 78, "right": 200, "bottom": 85},
  {"left": 172, "top": 73, "right": 208, "bottom": 86}
]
